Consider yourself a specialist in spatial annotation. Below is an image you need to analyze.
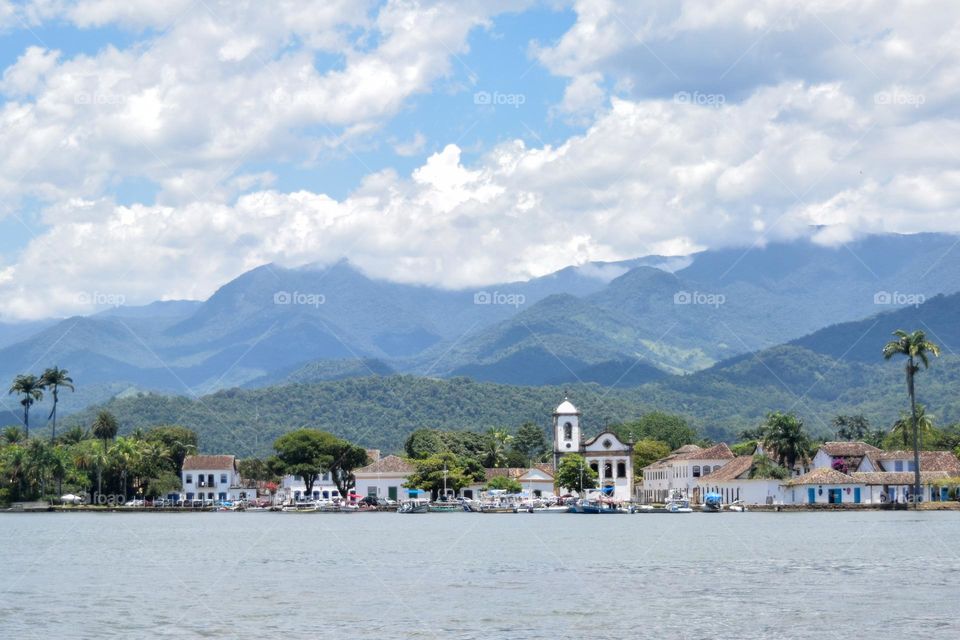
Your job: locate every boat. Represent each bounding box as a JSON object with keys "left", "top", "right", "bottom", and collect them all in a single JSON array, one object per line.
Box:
[
  {"left": 665, "top": 498, "right": 693, "bottom": 513},
  {"left": 701, "top": 493, "right": 723, "bottom": 513},
  {"left": 398, "top": 500, "right": 429, "bottom": 514},
  {"left": 428, "top": 502, "right": 461, "bottom": 513},
  {"left": 567, "top": 497, "right": 628, "bottom": 514},
  {"left": 727, "top": 500, "right": 748, "bottom": 512},
  {"left": 281, "top": 502, "right": 319, "bottom": 512}
]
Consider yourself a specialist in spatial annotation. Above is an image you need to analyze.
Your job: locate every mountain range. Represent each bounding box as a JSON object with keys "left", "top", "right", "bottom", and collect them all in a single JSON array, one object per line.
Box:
[{"left": 2, "top": 231, "right": 960, "bottom": 444}]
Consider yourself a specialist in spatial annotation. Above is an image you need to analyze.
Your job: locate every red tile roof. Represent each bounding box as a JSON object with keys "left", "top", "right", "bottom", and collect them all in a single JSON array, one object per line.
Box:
[
  {"left": 699, "top": 456, "right": 753, "bottom": 482},
  {"left": 876, "top": 451, "right": 960, "bottom": 473},
  {"left": 679, "top": 443, "right": 735, "bottom": 461},
  {"left": 182, "top": 455, "right": 236, "bottom": 471},
  {"left": 783, "top": 467, "right": 859, "bottom": 486},
  {"left": 354, "top": 455, "right": 415, "bottom": 474},
  {"left": 819, "top": 442, "right": 882, "bottom": 457}
]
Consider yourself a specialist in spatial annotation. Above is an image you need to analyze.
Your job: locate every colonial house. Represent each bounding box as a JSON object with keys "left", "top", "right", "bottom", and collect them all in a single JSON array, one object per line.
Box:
[
  {"left": 639, "top": 443, "right": 735, "bottom": 503},
  {"left": 353, "top": 455, "right": 421, "bottom": 502},
  {"left": 806, "top": 442, "right": 960, "bottom": 503},
  {"left": 781, "top": 467, "right": 867, "bottom": 505},
  {"left": 696, "top": 456, "right": 784, "bottom": 505},
  {"left": 181, "top": 455, "right": 257, "bottom": 503},
  {"left": 552, "top": 398, "right": 634, "bottom": 501},
  {"left": 463, "top": 465, "right": 557, "bottom": 500}
]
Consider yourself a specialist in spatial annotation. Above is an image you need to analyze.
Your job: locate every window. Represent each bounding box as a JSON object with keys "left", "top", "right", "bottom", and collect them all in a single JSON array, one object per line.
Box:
[
  {"left": 617, "top": 462, "right": 626, "bottom": 478},
  {"left": 895, "top": 461, "right": 903, "bottom": 471},
  {"left": 713, "top": 465, "right": 721, "bottom": 472},
  {"left": 702, "top": 466, "right": 711, "bottom": 476},
  {"left": 693, "top": 465, "right": 701, "bottom": 478},
  {"left": 207, "top": 492, "right": 214, "bottom": 500},
  {"left": 185, "top": 474, "right": 193, "bottom": 484},
  {"left": 590, "top": 462, "right": 599, "bottom": 475},
  {"left": 602, "top": 439, "right": 612, "bottom": 449},
  {"left": 207, "top": 474, "right": 215, "bottom": 487},
  {"left": 604, "top": 463, "right": 613, "bottom": 479},
  {"left": 367, "top": 486, "right": 377, "bottom": 497},
  {"left": 907, "top": 461, "right": 916, "bottom": 471},
  {"left": 220, "top": 474, "right": 228, "bottom": 485},
  {"left": 564, "top": 422, "right": 573, "bottom": 440}
]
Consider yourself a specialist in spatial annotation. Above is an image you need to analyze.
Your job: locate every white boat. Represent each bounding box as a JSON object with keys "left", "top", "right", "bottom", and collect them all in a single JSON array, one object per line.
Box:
[
  {"left": 281, "top": 502, "right": 319, "bottom": 512},
  {"left": 727, "top": 500, "right": 748, "bottom": 512},
  {"left": 664, "top": 490, "right": 693, "bottom": 513}
]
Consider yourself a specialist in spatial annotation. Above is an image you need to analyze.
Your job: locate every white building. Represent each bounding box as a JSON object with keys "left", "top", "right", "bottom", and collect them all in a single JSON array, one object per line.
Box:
[
  {"left": 781, "top": 467, "right": 869, "bottom": 504},
  {"left": 552, "top": 398, "right": 634, "bottom": 501},
  {"left": 353, "top": 455, "right": 421, "bottom": 502},
  {"left": 640, "top": 443, "right": 735, "bottom": 503},
  {"left": 464, "top": 465, "right": 557, "bottom": 500},
  {"left": 810, "top": 441, "right": 883, "bottom": 474},
  {"left": 696, "top": 456, "right": 785, "bottom": 505},
  {"left": 181, "top": 455, "right": 256, "bottom": 503},
  {"left": 278, "top": 471, "right": 342, "bottom": 503}
]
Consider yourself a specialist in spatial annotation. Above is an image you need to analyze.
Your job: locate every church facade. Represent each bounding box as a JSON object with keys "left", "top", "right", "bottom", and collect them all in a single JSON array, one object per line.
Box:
[{"left": 552, "top": 398, "right": 634, "bottom": 501}]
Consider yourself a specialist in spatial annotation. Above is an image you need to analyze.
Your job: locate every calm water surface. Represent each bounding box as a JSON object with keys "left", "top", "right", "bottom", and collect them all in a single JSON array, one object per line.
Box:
[{"left": 1, "top": 511, "right": 958, "bottom": 639}]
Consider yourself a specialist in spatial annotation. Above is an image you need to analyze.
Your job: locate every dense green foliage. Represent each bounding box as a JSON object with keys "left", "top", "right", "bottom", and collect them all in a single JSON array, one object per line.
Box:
[
  {"left": 609, "top": 412, "right": 697, "bottom": 450},
  {"left": 404, "top": 452, "right": 485, "bottom": 496},
  {"left": 0, "top": 416, "right": 196, "bottom": 505},
  {"left": 554, "top": 454, "right": 598, "bottom": 494},
  {"left": 486, "top": 476, "right": 523, "bottom": 493},
  {"left": 761, "top": 412, "right": 811, "bottom": 468},
  {"left": 272, "top": 429, "right": 367, "bottom": 499}
]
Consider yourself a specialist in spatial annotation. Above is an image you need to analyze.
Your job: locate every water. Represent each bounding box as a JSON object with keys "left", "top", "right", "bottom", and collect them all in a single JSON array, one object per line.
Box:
[{"left": 1, "top": 511, "right": 958, "bottom": 639}]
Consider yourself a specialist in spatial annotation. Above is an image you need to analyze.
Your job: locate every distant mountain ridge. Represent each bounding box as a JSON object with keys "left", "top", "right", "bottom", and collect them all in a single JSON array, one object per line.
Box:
[{"left": 2, "top": 232, "right": 960, "bottom": 422}]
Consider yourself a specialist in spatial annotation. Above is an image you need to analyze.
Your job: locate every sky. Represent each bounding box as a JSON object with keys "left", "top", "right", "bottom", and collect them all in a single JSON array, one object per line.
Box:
[{"left": 1, "top": 0, "right": 959, "bottom": 320}]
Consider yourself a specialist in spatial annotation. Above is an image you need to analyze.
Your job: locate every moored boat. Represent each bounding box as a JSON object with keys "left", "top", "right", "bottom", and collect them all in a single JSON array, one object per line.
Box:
[{"left": 701, "top": 493, "right": 723, "bottom": 513}]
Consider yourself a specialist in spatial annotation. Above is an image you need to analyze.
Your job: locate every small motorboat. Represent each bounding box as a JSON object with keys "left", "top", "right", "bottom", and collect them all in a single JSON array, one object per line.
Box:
[
  {"left": 701, "top": 493, "right": 723, "bottom": 513},
  {"left": 568, "top": 498, "right": 628, "bottom": 514},
  {"left": 398, "top": 500, "right": 429, "bottom": 514},
  {"left": 727, "top": 500, "right": 748, "bottom": 512}
]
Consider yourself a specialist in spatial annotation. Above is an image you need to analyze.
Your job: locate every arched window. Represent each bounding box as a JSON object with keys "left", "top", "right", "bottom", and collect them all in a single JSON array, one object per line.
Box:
[
  {"left": 564, "top": 422, "right": 573, "bottom": 440},
  {"left": 713, "top": 465, "right": 721, "bottom": 472},
  {"left": 604, "top": 462, "right": 613, "bottom": 479},
  {"left": 617, "top": 462, "right": 626, "bottom": 478},
  {"left": 702, "top": 466, "right": 711, "bottom": 476},
  {"left": 590, "top": 462, "right": 599, "bottom": 475},
  {"left": 693, "top": 465, "right": 701, "bottom": 478}
]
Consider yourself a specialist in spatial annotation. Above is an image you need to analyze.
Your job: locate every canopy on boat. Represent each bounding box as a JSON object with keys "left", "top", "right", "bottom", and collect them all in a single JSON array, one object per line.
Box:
[
  {"left": 601, "top": 485, "right": 615, "bottom": 495},
  {"left": 704, "top": 493, "right": 723, "bottom": 503}
]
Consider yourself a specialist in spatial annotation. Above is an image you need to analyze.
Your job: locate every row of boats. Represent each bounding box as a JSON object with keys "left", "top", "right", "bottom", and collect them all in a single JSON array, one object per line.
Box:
[{"left": 394, "top": 490, "right": 748, "bottom": 514}]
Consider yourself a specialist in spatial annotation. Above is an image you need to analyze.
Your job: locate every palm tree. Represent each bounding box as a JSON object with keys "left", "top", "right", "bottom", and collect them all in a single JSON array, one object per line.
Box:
[
  {"left": 40, "top": 367, "right": 74, "bottom": 444},
  {"left": 761, "top": 412, "right": 811, "bottom": 471},
  {"left": 883, "top": 329, "right": 941, "bottom": 506},
  {"left": 92, "top": 410, "right": 119, "bottom": 454},
  {"left": 484, "top": 428, "right": 513, "bottom": 468},
  {"left": 2, "top": 426, "right": 26, "bottom": 444},
  {"left": 748, "top": 453, "right": 789, "bottom": 480},
  {"left": 8, "top": 374, "right": 44, "bottom": 439},
  {"left": 59, "top": 426, "right": 89, "bottom": 445},
  {"left": 890, "top": 405, "right": 935, "bottom": 450}
]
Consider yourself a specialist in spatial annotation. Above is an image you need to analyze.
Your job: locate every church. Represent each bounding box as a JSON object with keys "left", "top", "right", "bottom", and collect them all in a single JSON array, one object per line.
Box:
[{"left": 552, "top": 398, "right": 634, "bottom": 501}]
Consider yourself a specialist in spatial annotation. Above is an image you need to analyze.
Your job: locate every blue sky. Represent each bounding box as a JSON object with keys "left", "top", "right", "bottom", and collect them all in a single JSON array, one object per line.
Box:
[{"left": 0, "top": 1, "right": 958, "bottom": 319}]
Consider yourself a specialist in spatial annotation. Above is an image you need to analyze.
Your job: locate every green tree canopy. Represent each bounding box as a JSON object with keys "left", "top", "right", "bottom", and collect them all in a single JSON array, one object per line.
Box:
[
  {"left": 510, "top": 422, "right": 548, "bottom": 463},
  {"left": 146, "top": 425, "right": 198, "bottom": 471},
  {"left": 554, "top": 454, "right": 598, "bottom": 495},
  {"left": 404, "top": 452, "right": 485, "bottom": 496},
  {"left": 610, "top": 412, "right": 696, "bottom": 450},
  {"left": 631, "top": 439, "right": 671, "bottom": 477},
  {"left": 486, "top": 475, "right": 522, "bottom": 493},
  {"left": 761, "top": 412, "right": 811, "bottom": 470},
  {"left": 273, "top": 429, "right": 335, "bottom": 496}
]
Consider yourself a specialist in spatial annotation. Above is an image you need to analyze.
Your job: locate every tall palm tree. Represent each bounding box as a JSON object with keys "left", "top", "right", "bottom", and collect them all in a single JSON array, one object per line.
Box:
[
  {"left": 890, "top": 405, "right": 934, "bottom": 450},
  {"left": 761, "top": 412, "right": 811, "bottom": 471},
  {"left": 8, "top": 374, "right": 44, "bottom": 439},
  {"left": 92, "top": 410, "right": 119, "bottom": 454},
  {"left": 484, "top": 428, "right": 513, "bottom": 468},
  {"left": 883, "top": 329, "right": 941, "bottom": 507},
  {"left": 40, "top": 367, "right": 74, "bottom": 443}
]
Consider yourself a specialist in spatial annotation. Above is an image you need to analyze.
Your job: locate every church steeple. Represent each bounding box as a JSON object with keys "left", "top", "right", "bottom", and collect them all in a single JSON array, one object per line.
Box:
[{"left": 553, "top": 395, "right": 582, "bottom": 467}]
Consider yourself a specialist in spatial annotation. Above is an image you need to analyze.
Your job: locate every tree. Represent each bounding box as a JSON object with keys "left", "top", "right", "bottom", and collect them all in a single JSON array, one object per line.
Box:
[
  {"left": 486, "top": 475, "right": 522, "bottom": 493},
  {"left": 511, "top": 422, "right": 548, "bottom": 464},
  {"left": 9, "top": 374, "right": 44, "bottom": 439},
  {"left": 2, "top": 426, "right": 25, "bottom": 445},
  {"left": 484, "top": 428, "right": 513, "bottom": 468},
  {"left": 237, "top": 458, "right": 274, "bottom": 482},
  {"left": 325, "top": 438, "right": 370, "bottom": 501},
  {"left": 832, "top": 414, "right": 871, "bottom": 441},
  {"left": 748, "top": 454, "right": 789, "bottom": 480},
  {"left": 273, "top": 429, "right": 333, "bottom": 497},
  {"left": 761, "top": 412, "right": 811, "bottom": 470},
  {"left": 632, "top": 439, "right": 671, "bottom": 476},
  {"left": 58, "top": 426, "right": 88, "bottom": 445},
  {"left": 404, "top": 429, "right": 446, "bottom": 459},
  {"left": 555, "top": 454, "right": 598, "bottom": 495},
  {"left": 92, "top": 410, "right": 119, "bottom": 453},
  {"left": 40, "top": 367, "right": 74, "bottom": 444},
  {"left": 883, "top": 329, "right": 941, "bottom": 506},
  {"left": 887, "top": 405, "right": 935, "bottom": 450},
  {"left": 405, "top": 452, "right": 485, "bottom": 497},
  {"left": 146, "top": 425, "right": 198, "bottom": 471},
  {"left": 610, "top": 412, "right": 696, "bottom": 450}
]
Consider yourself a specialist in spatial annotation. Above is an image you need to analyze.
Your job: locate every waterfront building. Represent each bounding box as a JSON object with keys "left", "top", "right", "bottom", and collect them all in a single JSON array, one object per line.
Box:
[
  {"left": 639, "top": 443, "right": 735, "bottom": 503},
  {"left": 277, "top": 449, "right": 382, "bottom": 503},
  {"left": 781, "top": 467, "right": 867, "bottom": 504},
  {"left": 552, "top": 398, "right": 634, "bottom": 501},
  {"left": 810, "top": 441, "right": 883, "bottom": 473},
  {"left": 695, "top": 456, "right": 785, "bottom": 505},
  {"left": 181, "top": 455, "right": 256, "bottom": 503},
  {"left": 463, "top": 465, "right": 557, "bottom": 500},
  {"left": 353, "top": 454, "right": 421, "bottom": 502}
]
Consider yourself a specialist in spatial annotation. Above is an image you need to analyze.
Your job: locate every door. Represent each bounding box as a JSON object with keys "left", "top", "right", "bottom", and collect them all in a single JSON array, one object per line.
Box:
[
  {"left": 388, "top": 486, "right": 398, "bottom": 501},
  {"left": 807, "top": 488, "right": 816, "bottom": 504},
  {"left": 854, "top": 487, "right": 861, "bottom": 504}
]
